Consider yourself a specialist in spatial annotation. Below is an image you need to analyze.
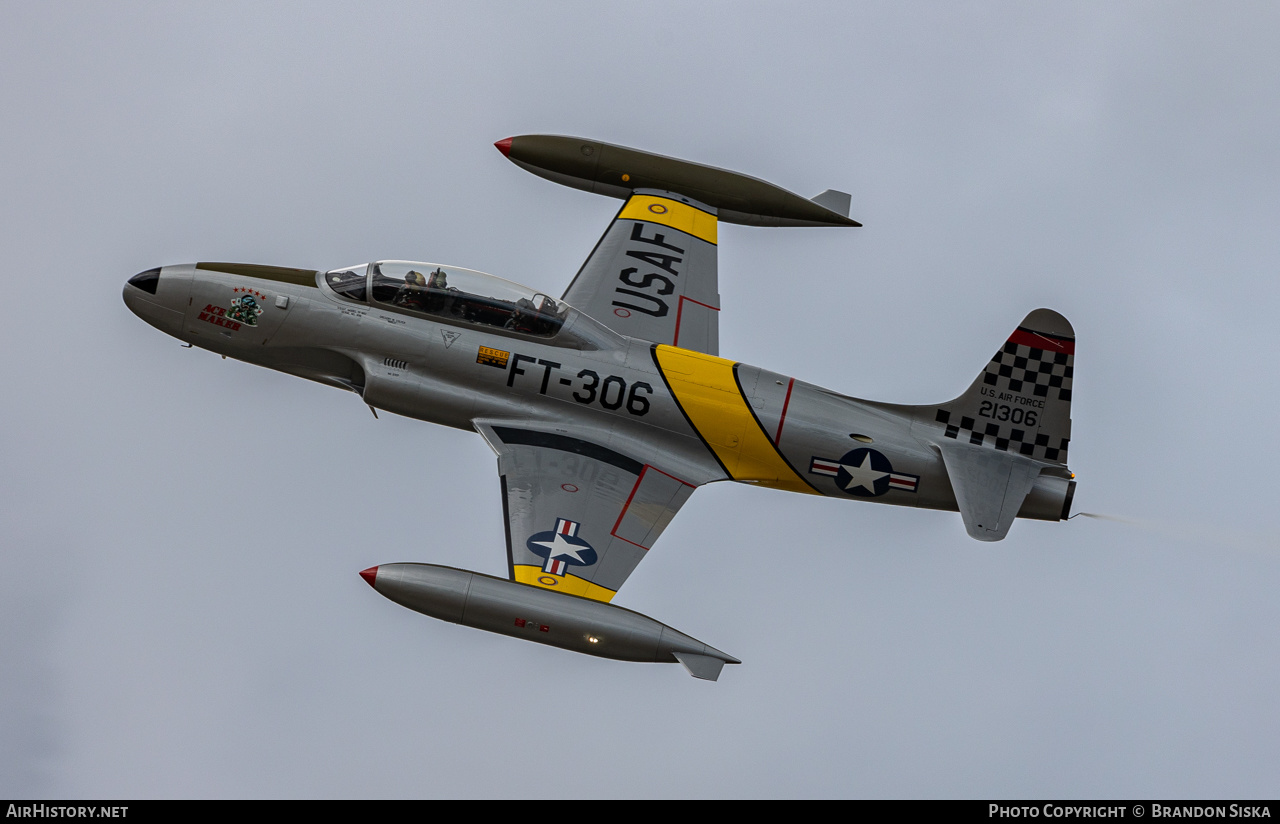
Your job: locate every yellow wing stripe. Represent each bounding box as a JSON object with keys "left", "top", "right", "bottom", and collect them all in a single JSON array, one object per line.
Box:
[
  {"left": 513, "top": 565, "right": 618, "bottom": 602},
  {"left": 618, "top": 194, "right": 718, "bottom": 246},
  {"left": 653, "top": 345, "right": 815, "bottom": 494}
]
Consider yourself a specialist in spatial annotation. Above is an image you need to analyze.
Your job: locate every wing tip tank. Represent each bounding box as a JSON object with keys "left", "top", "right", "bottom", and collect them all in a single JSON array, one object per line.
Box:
[
  {"left": 496, "top": 133, "right": 860, "bottom": 228},
  {"left": 364, "top": 563, "right": 740, "bottom": 678}
]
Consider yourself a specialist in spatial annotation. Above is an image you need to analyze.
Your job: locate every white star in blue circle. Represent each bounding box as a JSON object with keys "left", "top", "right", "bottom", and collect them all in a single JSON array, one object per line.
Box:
[{"left": 833, "top": 448, "right": 895, "bottom": 497}]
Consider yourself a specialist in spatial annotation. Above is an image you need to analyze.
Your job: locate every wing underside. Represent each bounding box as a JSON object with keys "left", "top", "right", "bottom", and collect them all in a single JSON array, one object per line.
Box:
[
  {"left": 562, "top": 189, "right": 720, "bottom": 355},
  {"left": 477, "top": 422, "right": 696, "bottom": 602}
]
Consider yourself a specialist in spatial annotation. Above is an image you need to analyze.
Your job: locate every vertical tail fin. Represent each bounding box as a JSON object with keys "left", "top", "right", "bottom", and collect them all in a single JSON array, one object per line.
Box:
[
  {"left": 927, "top": 309, "right": 1075, "bottom": 540},
  {"left": 933, "top": 308, "right": 1074, "bottom": 465}
]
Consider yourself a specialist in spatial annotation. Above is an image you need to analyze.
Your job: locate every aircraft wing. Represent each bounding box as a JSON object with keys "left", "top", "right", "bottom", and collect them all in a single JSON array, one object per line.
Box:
[
  {"left": 476, "top": 422, "right": 696, "bottom": 602},
  {"left": 562, "top": 190, "right": 721, "bottom": 355}
]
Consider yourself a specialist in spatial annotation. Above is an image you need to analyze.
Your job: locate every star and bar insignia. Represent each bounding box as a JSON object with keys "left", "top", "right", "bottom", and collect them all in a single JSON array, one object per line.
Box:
[
  {"left": 809, "top": 448, "right": 919, "bottom": 498},
  {"left": 526, "top": 518, "right": 598, "bottom": 576}
]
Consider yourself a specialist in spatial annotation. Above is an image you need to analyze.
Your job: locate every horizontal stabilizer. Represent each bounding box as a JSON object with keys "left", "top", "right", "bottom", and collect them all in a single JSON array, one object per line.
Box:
[
  {"left": 673, "top": 651, "right": 730, "bottom": 681},
  {"left": 810, "top": 189, "right": 851, "bottom": 217},
  {"left": 937, "top": 441, "right": 1041, "bottom": 541}
]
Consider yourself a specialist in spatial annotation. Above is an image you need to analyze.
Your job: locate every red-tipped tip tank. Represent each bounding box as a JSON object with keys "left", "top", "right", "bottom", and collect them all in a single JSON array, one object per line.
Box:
[
  {"left": 360, "top": 563, "right": 740, "bottom": 680},
  {"left": 490, "top": 134, "right": 860, "bottom": 227},
  {"left": 359, "top": 566, "right": 379, "bottom": 588}
]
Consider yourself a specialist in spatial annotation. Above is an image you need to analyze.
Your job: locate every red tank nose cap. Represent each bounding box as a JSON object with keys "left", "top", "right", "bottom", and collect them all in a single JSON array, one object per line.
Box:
[
  {"left": 359, "top": 566, "right": 379, "bottom": 588},
  {"left": 494, "top": 137, "right": 513, "bottom": 157}
]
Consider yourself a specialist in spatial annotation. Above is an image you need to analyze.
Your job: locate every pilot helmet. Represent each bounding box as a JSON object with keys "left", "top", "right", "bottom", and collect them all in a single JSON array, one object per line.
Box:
[{"left": 406, "top": 271, "right": 426, "bottom": 287}]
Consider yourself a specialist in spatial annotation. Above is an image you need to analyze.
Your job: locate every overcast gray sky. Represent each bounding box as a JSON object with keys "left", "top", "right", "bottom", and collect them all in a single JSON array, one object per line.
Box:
[{"left": 3, "top": 1, "right": 1279, "bottom": 798}]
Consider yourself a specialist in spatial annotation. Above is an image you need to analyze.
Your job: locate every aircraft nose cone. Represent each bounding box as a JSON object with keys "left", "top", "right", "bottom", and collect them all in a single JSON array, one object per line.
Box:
[
  {"left": 494, "top": 137, "right": 513, "bottom": 157},
  {"left": 359, "top": 566, "right": 379, "bottom": 588},
  {"left": 123, "top": 267, "right": 161, "bottom": 315},
  {"left": 127, "top": 267, "right": 162, "bottom": 295},
  {"left": 123, "top": 265, "right": 188, "bottom": 337},
  {"left": 122, "top": 268, "right": 160, "bottom": 318}
]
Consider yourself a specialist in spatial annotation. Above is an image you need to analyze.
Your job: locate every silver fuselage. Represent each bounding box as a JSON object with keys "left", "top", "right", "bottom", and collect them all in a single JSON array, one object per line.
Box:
[{"left": 123, "top": 262, "right": 1073, "bottom": 521}]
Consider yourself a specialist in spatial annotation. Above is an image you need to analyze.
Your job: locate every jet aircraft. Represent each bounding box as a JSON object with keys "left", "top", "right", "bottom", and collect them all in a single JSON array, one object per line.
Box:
[{"left": 123, "top": 135, "right": 1077, "bottom": 680}]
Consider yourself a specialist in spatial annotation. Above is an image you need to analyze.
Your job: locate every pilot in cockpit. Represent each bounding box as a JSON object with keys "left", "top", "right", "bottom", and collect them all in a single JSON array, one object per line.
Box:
[
  {"left": 395, "top": 270, "right": 429, "bottom": 311},
  {"left": 507, "top": 293, "right": 559, "bottom": 334},
  {"left": 425, "top": 268, "right": 457, "bottom": 314}
]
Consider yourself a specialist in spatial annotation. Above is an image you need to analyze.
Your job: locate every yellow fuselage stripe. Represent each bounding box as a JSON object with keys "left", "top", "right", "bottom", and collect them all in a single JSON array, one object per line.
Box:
[
  {"left": 654, "top": 345, "right": 815, "bottom": 494},
  {"left": 513, "top": 565, "right": 618, "bottom": 602},
  {"left": 618, "top": 194, "right": 718, "bottom": 246}
]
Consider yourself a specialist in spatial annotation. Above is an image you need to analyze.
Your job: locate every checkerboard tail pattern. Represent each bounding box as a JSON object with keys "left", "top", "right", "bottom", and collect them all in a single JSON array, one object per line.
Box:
[{"left": 933, "top": 309, "right": 1075, "bottom": 464}]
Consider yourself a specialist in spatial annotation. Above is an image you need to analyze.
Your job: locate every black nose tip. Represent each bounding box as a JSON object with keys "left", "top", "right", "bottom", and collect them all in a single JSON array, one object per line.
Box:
[{"left": 127, "top": 267, "right": 161, "bottom": 295}]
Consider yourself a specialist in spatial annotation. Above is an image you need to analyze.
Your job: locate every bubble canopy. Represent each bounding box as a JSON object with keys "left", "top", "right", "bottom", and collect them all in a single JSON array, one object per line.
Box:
[{"left": 324, "top": 261, "right": 571, "bottom": 338}]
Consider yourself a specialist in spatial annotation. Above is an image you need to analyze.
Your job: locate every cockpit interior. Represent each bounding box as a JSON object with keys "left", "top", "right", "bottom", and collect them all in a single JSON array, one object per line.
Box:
[{"left": 324, "top": 261, "right": 568, "bottom": 338}]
